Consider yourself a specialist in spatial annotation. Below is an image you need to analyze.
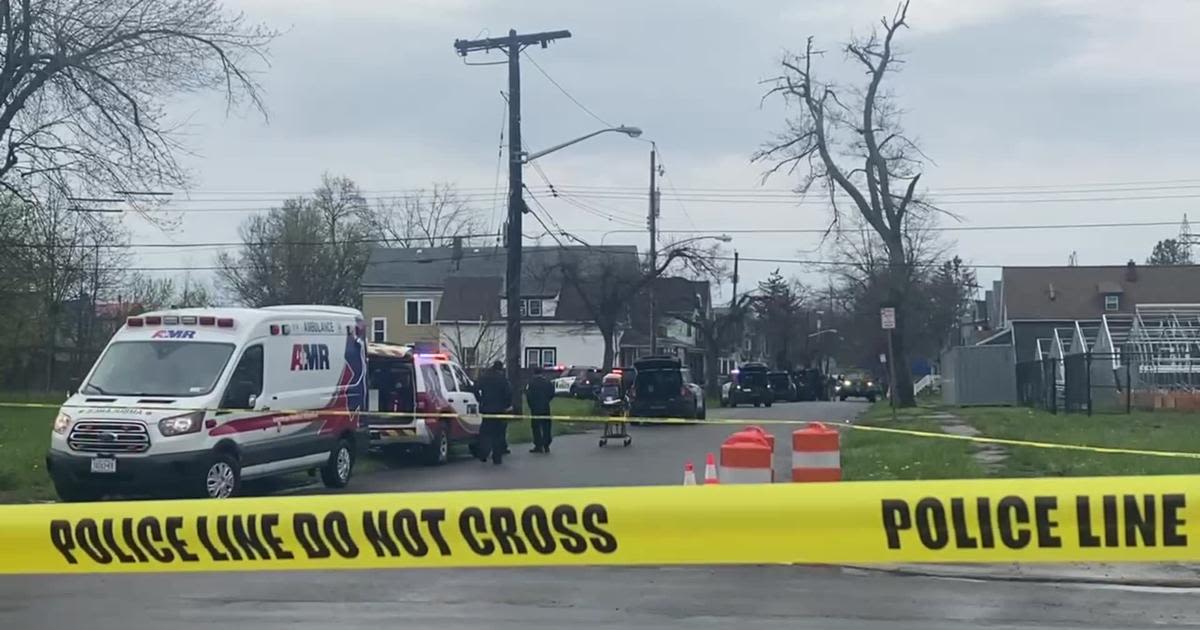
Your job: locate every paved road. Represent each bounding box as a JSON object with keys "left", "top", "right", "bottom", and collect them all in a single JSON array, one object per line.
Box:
[
  {"left": 343, "top": 399, "right": 867, "bottom": 492},
  {"left": 6, "top": 400, "right": 1200, "bottom": 629}
]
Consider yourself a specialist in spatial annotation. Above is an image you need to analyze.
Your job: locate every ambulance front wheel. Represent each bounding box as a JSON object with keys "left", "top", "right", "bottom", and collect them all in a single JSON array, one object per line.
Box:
[{"left": 197, "top": 451, "right": 240, "bottom": 499}]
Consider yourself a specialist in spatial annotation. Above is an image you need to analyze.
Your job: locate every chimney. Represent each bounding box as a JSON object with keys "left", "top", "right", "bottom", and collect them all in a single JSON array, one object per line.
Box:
[{"left": 1125, "top": 259, "right": 1138, "bottom": 282}]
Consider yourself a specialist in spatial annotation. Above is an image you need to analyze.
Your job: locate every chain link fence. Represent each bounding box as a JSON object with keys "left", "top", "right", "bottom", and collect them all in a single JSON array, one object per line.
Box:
[{"left": 1016, "top": 351, "right": 1200, "bottom": 415}]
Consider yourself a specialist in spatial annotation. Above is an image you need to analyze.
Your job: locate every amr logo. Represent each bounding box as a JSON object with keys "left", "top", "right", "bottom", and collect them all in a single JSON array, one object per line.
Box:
[{"left": 290, "top": 343, "right": 331, "bottom": 371}]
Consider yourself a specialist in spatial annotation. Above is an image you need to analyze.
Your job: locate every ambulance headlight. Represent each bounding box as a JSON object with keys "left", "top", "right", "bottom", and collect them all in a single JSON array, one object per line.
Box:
[
  {"left": 53, "top": 411, "right": 72, "bottom": 434},
  {"left": 843, "top": 380, "right": 852, "bottom": 387},
  {"left": 159, "top": 411, "right": 204, "bottom": 436}
]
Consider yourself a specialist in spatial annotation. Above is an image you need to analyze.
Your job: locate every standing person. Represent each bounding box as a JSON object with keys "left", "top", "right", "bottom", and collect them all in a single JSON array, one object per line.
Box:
[
  {"left": 475, "top": 360, "right": 512, "bottom": 465},
  {"left": 526, "top": 366, "right": 556, "bottom": 453}
]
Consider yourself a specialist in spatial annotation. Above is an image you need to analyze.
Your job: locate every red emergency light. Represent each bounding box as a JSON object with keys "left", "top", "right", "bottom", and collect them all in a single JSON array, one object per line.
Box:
[
  {"left": 126, "top": 317, "right": 144, "bottom": 327},
  {"left": 198, "top": 316, "right": 215, "bottom": 326},
  {"left": 143, "top": 315, "right": 162, "bottom": 325},
  {"left": 217, "top": 318, "right": 235, "bottom": 328}
]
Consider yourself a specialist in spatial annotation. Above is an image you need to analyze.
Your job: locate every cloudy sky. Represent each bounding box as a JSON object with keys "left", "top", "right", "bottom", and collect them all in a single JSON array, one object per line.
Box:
[{"left": 130, "top": 0, "right": 1200, "bottom": 296}]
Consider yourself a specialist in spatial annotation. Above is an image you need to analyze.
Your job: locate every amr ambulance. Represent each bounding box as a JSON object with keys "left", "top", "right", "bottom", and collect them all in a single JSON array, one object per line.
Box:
[{"left": 45, "top": 305, "right": 370, "bottom": 500}]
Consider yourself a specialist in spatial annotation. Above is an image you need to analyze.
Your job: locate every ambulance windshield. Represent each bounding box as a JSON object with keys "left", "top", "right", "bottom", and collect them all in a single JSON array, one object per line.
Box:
[{"left": 83, "top": 341, "right": 236, "bottom": 397}]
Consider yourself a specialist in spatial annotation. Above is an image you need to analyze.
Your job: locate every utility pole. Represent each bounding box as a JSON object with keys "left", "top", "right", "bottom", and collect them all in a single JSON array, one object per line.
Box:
[
  {"left": 454, "top": 28, "right": 571, "bottom": 412},
  {"left": 647, "top": 146, "right": 659, "bottom": 355},
  {"left": 730, "top": 250, "right": 739, "bottom": 309}
]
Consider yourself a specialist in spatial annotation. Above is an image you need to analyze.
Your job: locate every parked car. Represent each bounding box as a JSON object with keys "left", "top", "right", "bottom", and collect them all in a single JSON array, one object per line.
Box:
[
  {"left": 552, "top": 365, "right": 599, "bottom": 397},
  {"left": 836, "top": 371, "right": 881, "bottom": 402},
  {"left": 768, "top": 370, "right": 796, "bottom": 402},
  {"left": 570, "top": 369, "right": 604, "bottom": 398},
  {"left": 628, "top": 355, "right": 705, "bottom": 420},
  {"left": 46, "top": 306, "right": 372, "bottom": 501},
  {"left": 720, "top": 362, "right": 773, "bottom": 408},
  {"left": 364, "top": 344, "right": 483, "bottom": 465},
  {"left": 793, "top": 367, "right": 828, "bottom": 401}
]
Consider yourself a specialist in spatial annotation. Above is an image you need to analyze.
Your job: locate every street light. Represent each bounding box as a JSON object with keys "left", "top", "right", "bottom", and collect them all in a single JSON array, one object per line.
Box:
[
  {"left": 522, "top": 125, "right": 643, "bottom": 163},
  {"left": 668, "top": 234, "right": 733, "bottom": 248},
  {"left": 602, "top": 231, "right": 732, "bottom": 245}
]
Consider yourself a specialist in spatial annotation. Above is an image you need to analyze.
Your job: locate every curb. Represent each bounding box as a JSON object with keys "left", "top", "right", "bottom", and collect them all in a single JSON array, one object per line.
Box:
[{"left": 842, "top": 564, "right": 1200, "bottom": 589}]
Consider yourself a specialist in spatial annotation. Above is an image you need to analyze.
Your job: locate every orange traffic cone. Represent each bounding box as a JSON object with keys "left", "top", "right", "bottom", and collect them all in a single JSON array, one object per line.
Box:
[
  {"left": 683, "top": 460, "right": 697, "bottom": 486},
  {"left": 703, "top": 452, "right": 720, "bottom": 485}
]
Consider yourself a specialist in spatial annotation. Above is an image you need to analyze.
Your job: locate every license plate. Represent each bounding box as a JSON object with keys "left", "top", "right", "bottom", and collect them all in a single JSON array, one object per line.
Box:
[{"left": 90, "top": 457, "right": 117, "bottom": 474}]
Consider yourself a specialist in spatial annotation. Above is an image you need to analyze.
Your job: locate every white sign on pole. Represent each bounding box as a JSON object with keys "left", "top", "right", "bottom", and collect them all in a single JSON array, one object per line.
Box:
[
  {"left": 879, "top": 353, "right": 887, "bottom": 364},
  {"left": 880, "top": 307, "right": 896, "bottom": 330}
]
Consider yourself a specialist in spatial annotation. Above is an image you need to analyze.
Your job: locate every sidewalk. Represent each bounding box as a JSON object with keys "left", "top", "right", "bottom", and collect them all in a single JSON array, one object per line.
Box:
[{"left": 846, "top": 562, "right": 1200, "bottom": 587}]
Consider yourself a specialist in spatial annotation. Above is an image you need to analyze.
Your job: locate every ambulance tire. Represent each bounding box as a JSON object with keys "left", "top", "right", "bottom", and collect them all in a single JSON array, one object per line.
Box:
[
  {"left": 422, "top": 422, "right": 450, "bottom": 466},
  {"left": 52, "top": 478, "right": 103, "bottom": 503},
  {"left": 197, "top": 451, "right": 240, "bottom": 499},
  {"left": 321, "top": 437, "right": 354, "bottom": 489}
]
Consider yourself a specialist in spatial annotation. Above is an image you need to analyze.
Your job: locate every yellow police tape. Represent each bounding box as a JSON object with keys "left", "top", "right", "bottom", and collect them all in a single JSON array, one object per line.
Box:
[
  {"left": 4, "top": 401, "right": 1200, "bottom": 461},
  {"left": 1, "top": 476, "right": 1198, "bottom": 574}
]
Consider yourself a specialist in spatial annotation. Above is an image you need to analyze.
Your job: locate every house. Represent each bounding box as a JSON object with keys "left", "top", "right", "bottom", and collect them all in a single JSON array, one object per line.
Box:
[
  {"left": 709, "top": 305, "right": 769, "bottom": 381},
  {"left": 361, "top": 245, "right": 640, "bottom": 369},
  {"left": 980, "top": 262, "right": 1200, "bottom": 362},
  {"left": 619, "top": 276, "right": 711, "bottom": 379}
]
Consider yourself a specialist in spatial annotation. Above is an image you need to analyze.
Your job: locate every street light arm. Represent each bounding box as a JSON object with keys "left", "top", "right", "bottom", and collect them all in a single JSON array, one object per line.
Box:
[{"left": 522, "top": 126, "right": 642, "bottom": 163}]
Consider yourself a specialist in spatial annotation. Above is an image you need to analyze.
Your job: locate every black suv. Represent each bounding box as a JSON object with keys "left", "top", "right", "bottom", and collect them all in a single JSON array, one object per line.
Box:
[
  {"left": 768, "top": 370, "right": 796, "bottom": 402},
  {"left": 722, "top": 362, "right": 773, "bottom": 407},
  {"left": 628, "top": 355, "right": 703, "bottom": 420}
]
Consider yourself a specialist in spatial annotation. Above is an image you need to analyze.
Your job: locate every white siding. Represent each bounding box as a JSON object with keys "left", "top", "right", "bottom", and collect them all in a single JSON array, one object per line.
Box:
[{"left": 439, "top": 321, "right": 607, "bottom": 368}]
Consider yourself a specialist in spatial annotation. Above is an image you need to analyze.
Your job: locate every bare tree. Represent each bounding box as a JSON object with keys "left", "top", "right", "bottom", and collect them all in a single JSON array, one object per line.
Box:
[
  {"left": 755, "top": 0, "right": 932, "bottom": 405},
  {"left": 362, "top": 183, "right": 486, "bottom": 248},
  {"left": 122, "top": 272, "right": 214, "bottom": 310},
  {"left": 217, "top": 175, "right": 370, "bottom": 307},
  {"left": 554, "top": 245, "right": 721, "bottom": 370},
  {"left": 675, "top": 295, "right": 753, "bottom": 398},
  {"left": 441, "top": 316, "right": 505, "bottom": 374},
  {"left": 823, "top": 213, "right": 973, "bottom": 376},
  {"left": 0, "top": 0, "right": 276, "bottom": 203}
]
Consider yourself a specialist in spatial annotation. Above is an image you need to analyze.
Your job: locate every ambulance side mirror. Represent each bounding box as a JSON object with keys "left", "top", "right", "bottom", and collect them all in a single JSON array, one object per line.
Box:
[{"left": 247, "top": 393, "right": 258, "bottom": 409}]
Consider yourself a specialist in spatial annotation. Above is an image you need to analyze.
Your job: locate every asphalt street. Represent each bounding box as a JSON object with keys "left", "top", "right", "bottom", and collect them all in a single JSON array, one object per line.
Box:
[{"left": 5, "top": 400, "right": 1200, "bottom": 629}]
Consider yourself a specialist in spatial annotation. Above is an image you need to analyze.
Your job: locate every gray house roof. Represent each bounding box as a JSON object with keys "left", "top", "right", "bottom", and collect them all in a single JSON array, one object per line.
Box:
[
  {"left": 437, "top": 277, "right": 502, "bottom": 321},
  {"left": 363, "top": 245, "right": 638, "bottom": 292},
  {"left": 365, "top": 245, "right": 641, "bottom": 322},
  {"left": 1002, "top": 264, "right": 1200, "bottom": 320}
]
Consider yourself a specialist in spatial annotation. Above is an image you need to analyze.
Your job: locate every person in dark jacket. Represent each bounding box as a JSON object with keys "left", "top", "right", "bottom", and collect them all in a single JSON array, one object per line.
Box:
[
  {"left": 475, "top": 361, "right": 513, "bottom": 464},
  {"left": 526, "top": 366, "right": 556, "bottom": 453}
]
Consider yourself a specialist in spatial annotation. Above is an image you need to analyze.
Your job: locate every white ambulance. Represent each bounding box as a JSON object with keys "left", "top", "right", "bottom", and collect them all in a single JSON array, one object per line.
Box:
[{"left": 45, "top": 305, "right": 370, "bottom": 501}]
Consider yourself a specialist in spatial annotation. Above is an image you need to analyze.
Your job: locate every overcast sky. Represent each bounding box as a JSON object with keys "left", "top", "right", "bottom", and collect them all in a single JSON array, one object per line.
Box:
[{"left": 130, "top": 0, "right": 1200, "bottom": 296}]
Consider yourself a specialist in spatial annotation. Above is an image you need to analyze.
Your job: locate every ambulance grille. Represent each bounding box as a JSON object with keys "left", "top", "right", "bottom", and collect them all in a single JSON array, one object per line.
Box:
[{"left": 68, "top": 421, "right": 150, "bottom": 453}]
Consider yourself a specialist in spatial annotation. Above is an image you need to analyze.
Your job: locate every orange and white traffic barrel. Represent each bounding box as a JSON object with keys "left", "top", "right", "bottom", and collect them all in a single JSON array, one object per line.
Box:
[
  {"left": 792, "top": 422, "right": 841, "bottom": 482},
  {"left": 719, "top": 429, "right": 773, "bottom": 484}
]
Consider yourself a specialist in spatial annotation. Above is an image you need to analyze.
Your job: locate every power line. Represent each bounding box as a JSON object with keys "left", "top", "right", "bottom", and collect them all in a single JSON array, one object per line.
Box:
[
  {"left": 1, "top": 218, "right": 1186, "bottom": 252},
  {"left": 551, "top": 189, "right": 1200, "bottom": 206},
  {"left": 522, "top": 50, "right": 614, "bottom": 128}
]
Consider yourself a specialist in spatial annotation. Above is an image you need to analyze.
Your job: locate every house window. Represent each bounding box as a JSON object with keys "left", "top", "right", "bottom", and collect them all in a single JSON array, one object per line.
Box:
[
  {"left": 743, "top": 338, "right": 752, "bottom": 351},
  {"left": 371, "top": 317, "right": 387, "bottom": 343},
  {"left": 718, "top": 358, "right": 733, "bottom": 376},
  {"left": 525, "top": 346, "right": 557, "bottom": 368},
  {"left": 406, "top": 299, "right": 432, "bottom": 325},
  {"left": 519, "top": 298, "right": 542, "bottom": 317},
  {"left": 1105, "top": 295, "right": 1120, "bottom": 311},
  {"left": 461, "top": 347, "right": 478, "bottom": 368}
]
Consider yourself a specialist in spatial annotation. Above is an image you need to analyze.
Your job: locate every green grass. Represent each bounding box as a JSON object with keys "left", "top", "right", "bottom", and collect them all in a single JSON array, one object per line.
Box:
[
  {"left": 841, "top": 405, "right": 983, "bottom": 481},
  {"left": 955, "top": 407, "right": 1200, "bottom": 478},
  {"left": 842, "top": 400, "right": 1200, "bottom": 481},
  {"left": 0, "top": 405, "right": 57, "bottom": 503}
]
